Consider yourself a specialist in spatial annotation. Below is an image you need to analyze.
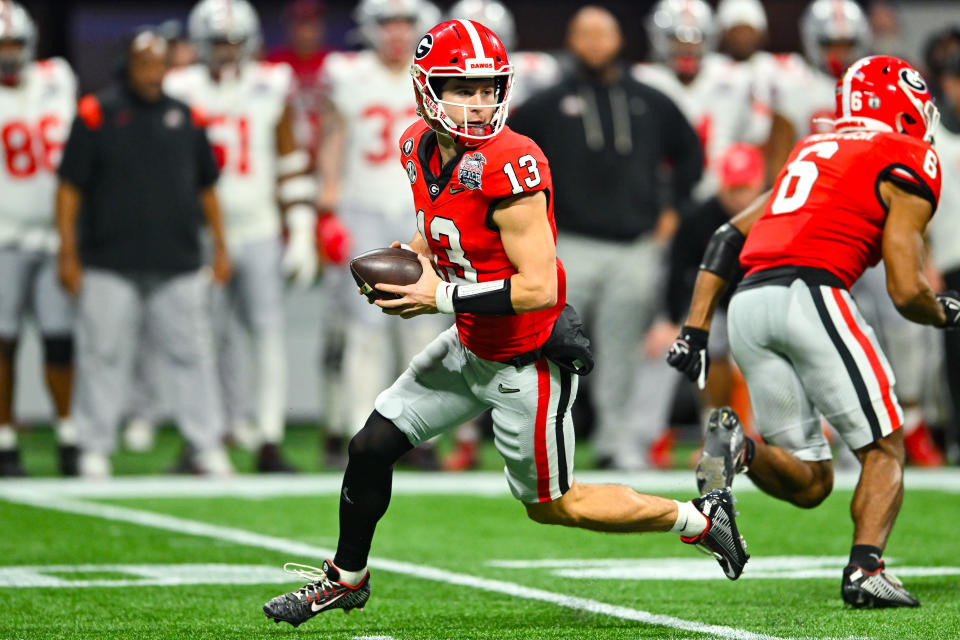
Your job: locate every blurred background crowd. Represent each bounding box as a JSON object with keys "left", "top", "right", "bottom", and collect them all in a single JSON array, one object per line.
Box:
[{"left": 3, "top": 0, "right": 960, "bottom": 478}]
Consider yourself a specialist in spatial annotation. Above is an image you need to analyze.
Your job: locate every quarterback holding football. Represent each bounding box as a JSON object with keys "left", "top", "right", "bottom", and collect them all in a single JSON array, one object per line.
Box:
[{"left": 263, "top": 19, "right": 749, "bottom": 627}]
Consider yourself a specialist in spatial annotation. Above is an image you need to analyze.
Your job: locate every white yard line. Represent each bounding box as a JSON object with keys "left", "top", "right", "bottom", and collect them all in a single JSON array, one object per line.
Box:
[
  {"left": 2, "top": 468, "right": 960, "bottom": 499},
  {"left": 2, "top": 489, "right": 807, "bottom": 640}
]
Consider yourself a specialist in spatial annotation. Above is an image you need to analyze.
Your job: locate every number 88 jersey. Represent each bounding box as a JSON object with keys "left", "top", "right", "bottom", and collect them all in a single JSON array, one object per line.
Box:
[
  {"left": 0, "top": 58, "right": 76, "bottom": 250},
  {"left": 740, "top": 130, "right": 942, "bottom": 289},
  {"left": 399, "top": 119, "right": 566, "bottom": 362}
]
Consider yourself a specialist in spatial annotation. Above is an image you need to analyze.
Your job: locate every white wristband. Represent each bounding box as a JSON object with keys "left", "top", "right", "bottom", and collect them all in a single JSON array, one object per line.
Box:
[
  {"left": 435, "top": 281, "right": 456, "bottom": 314},
  {"left": 286, "top": 204, "right": 316, "bottom": 234}
]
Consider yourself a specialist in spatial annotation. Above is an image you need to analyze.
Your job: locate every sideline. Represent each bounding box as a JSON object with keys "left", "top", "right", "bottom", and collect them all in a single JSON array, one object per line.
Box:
[{"left": 2, "top": 468, "right": 959, "bottom": 499}]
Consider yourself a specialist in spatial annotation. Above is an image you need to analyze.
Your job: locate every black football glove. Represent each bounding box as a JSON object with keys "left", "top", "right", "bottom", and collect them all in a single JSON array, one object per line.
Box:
[
  {"left": 937, "top": 291, "right": 960, "bottom": 329},
  {"left": 666, "top": 326, "right": 710, "bottom": 388}
]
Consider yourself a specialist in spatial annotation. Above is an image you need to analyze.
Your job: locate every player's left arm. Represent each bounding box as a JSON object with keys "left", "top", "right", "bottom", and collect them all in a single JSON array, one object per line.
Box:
[
  {"left": 491, "top": 191, "right": 557, "bottom": 312},
  {"left": 880, "top": 180, "right": 947, "bottom": 326},
  {"left": 667, "top": 190, "right": 770, "bottom": 387},
  {"left": 275, "top": 103, "right": 320, "bottom": 286},
  {"left": 375, "top": 191, "right": 557, "bottom": 318}
]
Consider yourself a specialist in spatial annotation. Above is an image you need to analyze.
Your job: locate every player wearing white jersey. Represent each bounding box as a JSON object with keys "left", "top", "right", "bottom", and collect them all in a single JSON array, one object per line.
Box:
[
  {"left": 162, "top": 0, "right": 315, "bottom": 472},
  {"left": 767, "top": 0, "right": 871, "bottom": 173},
  {"left": 316, "top": 0, "right": 446, "bottom": 465},
  {"left": 0, "top": 2, "right": 78, "bottom": 476},
  {"left": 445, "top": 1, "right": 560, "bottom": 108},
  {"left": 715, "top": 0, "right": 778, "bottom": 182},
  {"left": 635, "top": 0, "right": 768, "bottom": 201}
]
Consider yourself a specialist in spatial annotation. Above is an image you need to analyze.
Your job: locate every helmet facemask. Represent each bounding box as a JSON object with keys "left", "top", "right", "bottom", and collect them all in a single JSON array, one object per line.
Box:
[{"left": 413, "top": 65, "right": 513, "bottom": 147}]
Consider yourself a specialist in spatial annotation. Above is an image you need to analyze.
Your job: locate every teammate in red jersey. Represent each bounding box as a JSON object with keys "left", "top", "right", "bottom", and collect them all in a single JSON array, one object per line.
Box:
[
  {"left": 262, "top": 19, "right": 749, "bottom": 628},
  {"left": 668, "top": 55, "right": 960, "bottom": 608}
]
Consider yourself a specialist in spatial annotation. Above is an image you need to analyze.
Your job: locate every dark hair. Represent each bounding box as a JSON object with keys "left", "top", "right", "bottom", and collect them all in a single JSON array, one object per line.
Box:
[{"left": 922, "top": 27, "right": 960, "bottom": 79}]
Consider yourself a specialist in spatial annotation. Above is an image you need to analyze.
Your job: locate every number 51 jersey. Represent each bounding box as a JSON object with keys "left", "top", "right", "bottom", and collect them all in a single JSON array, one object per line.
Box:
[
  {"left": 399, "top": 120, "right": 565, "bottom": 363},
  {"left": 740, "top": 130, "right": 942, "bottom": 289},
  {"left": 164, "top": 62, "right": 293, "bottom": 247},
  {"left": 0, "top": 58, "right": 76, "bottom": 251}
]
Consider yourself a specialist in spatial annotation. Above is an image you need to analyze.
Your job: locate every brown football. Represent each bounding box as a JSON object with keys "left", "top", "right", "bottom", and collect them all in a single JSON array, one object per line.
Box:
[{"left": 349, "top": 247, "right": 425, "bottom": 301}]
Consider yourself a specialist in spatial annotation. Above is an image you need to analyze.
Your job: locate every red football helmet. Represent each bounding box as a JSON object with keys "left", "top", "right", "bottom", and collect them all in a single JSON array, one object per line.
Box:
[
  {"left": 833, "top": 55, "right": 940, "bottom": 143},
  {"left": 410, "top": 19, "right": 513, "bottom": 147}
]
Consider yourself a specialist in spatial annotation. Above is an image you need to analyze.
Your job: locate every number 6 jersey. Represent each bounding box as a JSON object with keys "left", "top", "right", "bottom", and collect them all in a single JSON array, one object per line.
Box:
[
  {"left": 399, "top": 120, "right": 565, "bottom": 362},
  {"left": 740, "top": 130, "right": 942, "bottom": 288},
  {"left": 0, "top": 58, "right": 76, "bottom": 251}
]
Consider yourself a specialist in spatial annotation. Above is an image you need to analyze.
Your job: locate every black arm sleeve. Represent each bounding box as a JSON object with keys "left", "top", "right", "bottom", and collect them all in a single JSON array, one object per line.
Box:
[
  {"left": 194, "top": 123, "right": 219, "bottom": 188},
  {"left": 57, "top": 115, "right": 97, "bottom": 189},
  {"left": 662, "top": 98, "right": 703, "bottom": 207}
]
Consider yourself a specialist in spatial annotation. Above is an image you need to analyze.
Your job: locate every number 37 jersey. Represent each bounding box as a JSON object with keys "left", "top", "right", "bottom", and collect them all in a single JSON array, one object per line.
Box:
[
  {"left": 740, "top": 130, "right": 942, "bottom": 288},
  {"left": 399, "top": 121, "right": 566, "bottom": 362}
]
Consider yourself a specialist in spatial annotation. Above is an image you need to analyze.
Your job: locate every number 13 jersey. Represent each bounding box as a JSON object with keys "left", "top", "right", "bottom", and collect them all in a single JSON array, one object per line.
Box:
[
  {"left": 399, "top": 120, "right": 566, "bottom": 362},
  {"left": 740, "top": 130, "right": 942, "bottom": 289}
]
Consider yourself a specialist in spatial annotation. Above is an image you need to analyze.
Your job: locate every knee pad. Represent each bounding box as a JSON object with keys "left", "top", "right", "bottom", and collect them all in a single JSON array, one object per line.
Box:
[
  {"left": 347, "top": 411, "right": 412, "bottom": 465},
  {"left": 0, "top": 337, "right": 18, "bottom": 361},
  {"left": 43, "top": 335, "right": 75, "bottom": 366}
]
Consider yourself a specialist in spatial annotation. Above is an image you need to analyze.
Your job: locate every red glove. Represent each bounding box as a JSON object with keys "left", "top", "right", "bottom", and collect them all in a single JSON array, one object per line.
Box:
[{"left": 315, "top": 212, "right": 351, "bottom": 265}]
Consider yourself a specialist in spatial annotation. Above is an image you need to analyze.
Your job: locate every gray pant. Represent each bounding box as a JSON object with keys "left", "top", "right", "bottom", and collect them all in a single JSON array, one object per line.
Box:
[
  {"left": 0, "top": 247, "right": 74, "bottom": 338},
  {"left": 211, "top": 236, "right": 286, "bottom": 443},
  {"left": 320, "top": 205, "right": 449, "bottom": 436},
  {"left": 558, "top": 231, "right": 663, "bottom": 461},
  {"left": 72, "top": 268, "right": 223, "bottom": 454}
]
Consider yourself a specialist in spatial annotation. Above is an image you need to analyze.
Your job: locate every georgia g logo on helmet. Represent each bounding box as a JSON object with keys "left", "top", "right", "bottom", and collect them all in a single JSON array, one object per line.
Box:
[
  {"left": 409, "top": 19, "right": 514, "bottom": 148},
  {"left": 899, "top": 68, "right": 927, "bottom": 93},
  {"left": 415, "top": 34, "right": 433, "bottom": 60}
]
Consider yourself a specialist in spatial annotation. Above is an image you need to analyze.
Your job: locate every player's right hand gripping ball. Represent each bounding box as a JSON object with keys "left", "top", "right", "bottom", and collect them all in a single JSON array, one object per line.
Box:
[
  {"left": 667, "top": 326, "right": 710, "bottom": 387},
  {"left": 937, "top": 291, "right": 960, "bottom": 329},
  {"left": 349, "top": 247, "right": 426, "bottom": 302}
]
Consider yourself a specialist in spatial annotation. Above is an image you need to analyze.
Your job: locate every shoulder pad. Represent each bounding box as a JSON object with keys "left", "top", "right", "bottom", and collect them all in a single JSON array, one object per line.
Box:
[{"left": 77, "top": 95, "right": 103, "bottom": 130}]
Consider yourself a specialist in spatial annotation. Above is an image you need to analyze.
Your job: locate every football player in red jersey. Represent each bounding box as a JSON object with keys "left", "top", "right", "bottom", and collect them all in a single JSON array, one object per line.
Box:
[
  {"left": 668, "top": 55, "right": 960, "bottom": 608},
  {"left": 263, "top": 20, "right": 749, "bottom": 627}
]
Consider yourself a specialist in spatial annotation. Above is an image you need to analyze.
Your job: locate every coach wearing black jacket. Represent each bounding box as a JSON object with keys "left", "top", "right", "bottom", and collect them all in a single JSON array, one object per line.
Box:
[
  {"left": 56, "top": 31, "right": 232, "bottom": 478},
  {"left": 510, "top": 6, "right": 702, "bottom": 468}
]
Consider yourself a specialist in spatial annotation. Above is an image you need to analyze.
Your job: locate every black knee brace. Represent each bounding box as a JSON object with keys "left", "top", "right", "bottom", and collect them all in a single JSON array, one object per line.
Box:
[{"left": 43, "top": 335, "right": 74, "bottom": 366}]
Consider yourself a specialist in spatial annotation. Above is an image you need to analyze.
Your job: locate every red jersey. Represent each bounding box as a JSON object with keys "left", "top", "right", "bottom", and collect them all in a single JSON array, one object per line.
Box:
[
  {"left": 741, "top": 130, "right": 941, "bottom": 288},
  {"left": 399, "top": 121, "right": 566, "bottom": 362}
]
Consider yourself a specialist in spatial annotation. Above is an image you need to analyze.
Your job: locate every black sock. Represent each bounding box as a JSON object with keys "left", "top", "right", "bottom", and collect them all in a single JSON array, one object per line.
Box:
[
  {"left": 744, "top": 437, "right": 756, "bottom": 466},
  {"left": 333, "top": 412, "right": 413, "bottom": 572},
  {"left": 849, "top": 544, "right": 883, "bottom": 571}
]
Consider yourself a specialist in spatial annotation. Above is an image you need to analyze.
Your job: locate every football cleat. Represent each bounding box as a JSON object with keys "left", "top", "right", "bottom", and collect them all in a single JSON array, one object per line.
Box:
[
  {"left": 696, "top": 407, "right": 747, "bottom": 494},
  {"left": 263, "top": 560, "right": 370, "bottom": 627},
  {"left": 58, "top": 444, "right": 79, "bottom": 477},
  {"left": 0, "top": 448, "right": 26, "bottom": 477},
  {"left": 842, "top": 562, "right": 920, "bottom": 608},
  {"left": 256, "top": 443, "right": 298, "bottom": 473},
  {"left": 682, "top": 488, "right": 749, "bottom": 580}
]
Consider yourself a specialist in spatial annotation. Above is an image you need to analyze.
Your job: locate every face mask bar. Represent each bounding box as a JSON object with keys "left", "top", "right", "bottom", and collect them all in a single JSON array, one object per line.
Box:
[
  {"left": 417, "top": 64, "right": 514, "bottom": 142},
  {"left": 897, "top": 77, "right": 940, "bottom": 143}
]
